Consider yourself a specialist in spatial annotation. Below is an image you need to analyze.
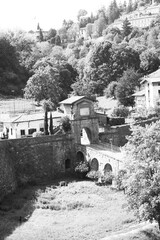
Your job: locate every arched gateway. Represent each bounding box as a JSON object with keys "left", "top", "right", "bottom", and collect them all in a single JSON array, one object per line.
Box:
[{"left": 59, "top": 96, "right": 99, "bottom": 145}]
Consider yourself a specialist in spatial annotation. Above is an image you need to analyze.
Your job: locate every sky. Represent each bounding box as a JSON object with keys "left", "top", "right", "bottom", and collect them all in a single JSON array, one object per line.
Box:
[{"left": 0, "top": 0, "right": 127, "bottom": 31}]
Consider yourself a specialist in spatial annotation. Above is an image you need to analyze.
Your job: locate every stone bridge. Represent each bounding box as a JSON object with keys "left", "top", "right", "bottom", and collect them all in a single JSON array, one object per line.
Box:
[{"left": 75, "top": 143, "right": 124, "bottom": 176}]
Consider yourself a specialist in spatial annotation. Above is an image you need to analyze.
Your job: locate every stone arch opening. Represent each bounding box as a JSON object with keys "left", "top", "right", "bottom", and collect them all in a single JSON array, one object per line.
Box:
[
  {"left": 65, "top": 159, "right": 71, "bottom": 170},
  {"left": 90, "top": 158, "right": 99, "bottom": 171},
  {"left": 76, "top": 151, "right": 85, "bottom": 163},
  {"left": 81, "top": 127, "right": 92, "bottom": 145},
  {"left": 104, "top": 163, "right": 112, "bottom": 175}
]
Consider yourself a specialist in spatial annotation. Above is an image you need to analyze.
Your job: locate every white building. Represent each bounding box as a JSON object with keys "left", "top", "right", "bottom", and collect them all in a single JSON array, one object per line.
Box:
[
  {"left": 0, "top": 111, "right": 64, "bottom": 139},
  {"left": 110, "top": 1, "right": 160, "bottom": 30},
  {"left": 133, "top": 69, "right": 160, "bottom": 109}
]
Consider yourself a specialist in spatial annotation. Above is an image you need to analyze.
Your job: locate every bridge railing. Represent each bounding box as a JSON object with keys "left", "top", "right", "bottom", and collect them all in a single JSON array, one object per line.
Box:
[{"left": 99, "top": 142, "right": 121, "bottom": 152}]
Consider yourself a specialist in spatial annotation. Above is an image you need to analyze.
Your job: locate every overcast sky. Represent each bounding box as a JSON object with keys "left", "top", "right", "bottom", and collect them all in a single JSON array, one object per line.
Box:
[{"left": 0, "top": 0, "right": 128, "bottom": 31}]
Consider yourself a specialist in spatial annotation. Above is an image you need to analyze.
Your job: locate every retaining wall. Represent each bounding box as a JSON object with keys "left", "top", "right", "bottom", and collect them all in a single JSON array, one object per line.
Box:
[{"left": 0, "top": 135, "right": 75, "bottom": 202}]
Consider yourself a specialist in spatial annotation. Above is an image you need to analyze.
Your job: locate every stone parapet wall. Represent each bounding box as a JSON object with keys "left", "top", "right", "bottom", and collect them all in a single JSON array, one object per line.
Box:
[
  {"left": 99, "top": 118, "right": 160, "bottom": 147},
  {"left": 0, "top": 134, "right": 75, "bottom": 202}
]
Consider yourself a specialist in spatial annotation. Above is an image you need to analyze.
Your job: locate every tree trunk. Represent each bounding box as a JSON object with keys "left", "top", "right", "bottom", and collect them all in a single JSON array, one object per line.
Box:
[
  {"left": 49, "top": 112, "right": 53, "bottom": 135},
  {"left": 157, "top": 217, "right": 160, "bottom": 230},
  {"left": 44, "top": 110, "right": 49, "bottom": 135}
]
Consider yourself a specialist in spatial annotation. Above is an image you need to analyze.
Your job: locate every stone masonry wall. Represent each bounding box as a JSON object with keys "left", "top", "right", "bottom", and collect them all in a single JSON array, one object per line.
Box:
[
  {"left": 99, "top": 118, "right": 160, "bottom": 147},
  {"left": 0, "top": 135, "right": 75, "bottom": 202}
]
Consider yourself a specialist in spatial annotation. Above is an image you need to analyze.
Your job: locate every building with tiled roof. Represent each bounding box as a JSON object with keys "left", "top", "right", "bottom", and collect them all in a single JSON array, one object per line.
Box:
[
  {"left": 0, "top": 111, "right": 64, "bottom": 139},
  {"left": 110, "top": 1, "right": 160, "bottom": 30}
]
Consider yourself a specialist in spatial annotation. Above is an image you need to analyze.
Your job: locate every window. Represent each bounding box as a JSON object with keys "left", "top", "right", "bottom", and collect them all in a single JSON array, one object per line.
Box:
[
  {"left": 28, "top": 128, "right": 36, "bottom": 135},
  {"left": 20, "top": 129, "right": 25, "bottom": 136},
  {"left": 11, "top": 128, "right": 13, "bottom": 135}
]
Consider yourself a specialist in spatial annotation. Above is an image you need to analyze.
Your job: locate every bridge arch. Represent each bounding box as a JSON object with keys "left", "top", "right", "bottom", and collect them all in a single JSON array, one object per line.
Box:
[
  {"left": 104, "top": 163, "right": 112, "bottom": 175},
  {"left": 81, "top": 127, "right": 92, "bottom": 145},
  {"left": 76, "top": 151, "right": 85, "bottom": 163},
  {"left": 90, "top": 158, "right": 99, "bottom": 171}
]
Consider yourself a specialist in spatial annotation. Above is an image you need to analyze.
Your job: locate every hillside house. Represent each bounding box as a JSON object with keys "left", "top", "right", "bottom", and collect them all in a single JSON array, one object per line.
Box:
[
  {"left": 110, "top": 0, "right": 159, "bottom": 29},
  {"left": 0, "top": 111, "right": 64, "bottom": 139},
  {"left": 133, "top": 69, "right": 160, "bottom": 109}
]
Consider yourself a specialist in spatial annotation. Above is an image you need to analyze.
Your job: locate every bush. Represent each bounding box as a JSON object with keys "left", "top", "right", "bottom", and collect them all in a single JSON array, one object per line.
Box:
[
  {"left": 86, "top": 170, "right": 101, "bottom": 180},
  {"left": 109, "top": 117, "right": 125, "bottom": 126},
  {"left": 75, "top": 161, "right": 90, "bottom": 173},
  {"left": 112, "top": 106, "right": 130, "bottom": 118},
  {"left": 61, "top": 116, "right": 71, "bottom": 133},
  {"left": 115, "top": 169, "right": 127, "bottom": 190},
  {"left": 102, "top": 172, "right": 114, "bottom": 185}
]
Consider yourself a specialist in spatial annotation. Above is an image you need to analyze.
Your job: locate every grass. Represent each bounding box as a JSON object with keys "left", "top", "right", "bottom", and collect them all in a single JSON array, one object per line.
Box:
[{"left": 0, "top": 180, "right": 159, "bottom": 240}]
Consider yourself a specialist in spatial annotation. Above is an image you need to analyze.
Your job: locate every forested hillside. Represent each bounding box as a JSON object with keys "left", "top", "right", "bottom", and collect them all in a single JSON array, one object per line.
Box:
[{"left": 1, "top": 0, "right": 160, "bottom": 107}]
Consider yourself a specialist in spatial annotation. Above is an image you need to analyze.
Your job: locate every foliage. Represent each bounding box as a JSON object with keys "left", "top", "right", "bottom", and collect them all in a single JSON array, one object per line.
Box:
[
  {"left": 74, "top": 41, "right": 141, "bottom": 96},
  {"left": 60, "top": 116, "right": 71, "bottom": 133},
  {"left": 111, "top": 106, "right": 130, "bottom": 118},
  {"left": 75, "top": 161, "right": 90, "bottom": 173},
  {"left": 108, "top": 117, "right": 125, "bottom": 126},
  {"left": 140, "top": 49, "right": 160, "bottom": 74},
  {"left": 0, "top": 36, "right": 27, "bottom": 95},
  {"left": 24, "top": 66, "right": 61, "bottom": 106},
  {"left": 122, "top": 18, "right": 132, "bottom": 37},
  {"left": 116, "top": 68, "right": 141, "bottom": 107},
  {"left": 104, "top": 81, "right": 118, "bottom": 98},
  {"left": 124, "top": 121, "right": 160, "bottom": 228},
  {"left": 86, "top": 170, "right": 102, "bottom": 180},
  {"left": 115, "top": 169, "right": 127, "bottom": 190}
]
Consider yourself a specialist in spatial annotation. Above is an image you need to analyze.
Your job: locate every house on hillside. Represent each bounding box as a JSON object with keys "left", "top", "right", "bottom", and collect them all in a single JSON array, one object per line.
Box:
[
  {"left": 133, "top": 69, "right": 160, "bottom": 109},
  {"left": 110, "top": 0, "right": 160, "bottom": 30},
  {"left": 0, "top": 111, "right": 64, "bottom": 139}
]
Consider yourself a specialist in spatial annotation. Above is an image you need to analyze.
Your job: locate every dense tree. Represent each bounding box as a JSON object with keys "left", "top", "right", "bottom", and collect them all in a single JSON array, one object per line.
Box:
[
  {"left": 73, "top": 40, "right": 140, "bottom": 96},
  {"left": 115, "top": 68, "right": 141, "bottom": 107},
  {"left": 122, "top": 18, "right": 132, "bottom": 37},
  {"left": 140, "top": 49, "right": 160, "bottom": 74},
  {"left": 0, "top": 36, "right": 27, "bottom": 95},
  {"left": 126, "top": 0, "right": 133, "bottom": 13},
  {"left": 77, "top": 9, "right": 88, "bottom": 21},
  {"left": 104, "top": 81, "right": 118, "bottom": 99},
  {"left": 67, "top": 23, "right": 79, "bottom": 42},
  {"left": 55, "top": 35, "right": 61, "bottom": 46},
  {"left": 37, "top": 28, "right": 44, "bottom": 42},
  {"left": 124, "top": 121, "right": 160, "bottom": 229},
  {"left": 86, "top": 23, "right": 94, "bottom": 39},
  {"left": 93, "top": 14, "right": 107, "bottom": 37},
  {"left": 47, "top": 28, "right": 57, "bottom": 42},
  {"left": 24, "top": 66, "right": 61, "bottom": 105},
  {"left": 108, "top": 0, "right": 120, "bottom": 24},
  {"left": 58, "top": 27, "right": 68, "bottom": 43}
]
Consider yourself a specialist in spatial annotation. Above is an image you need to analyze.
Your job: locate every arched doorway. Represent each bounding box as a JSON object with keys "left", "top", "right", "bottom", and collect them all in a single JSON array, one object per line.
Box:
[
  {"left": 81, "top": 127, "right": 92, "bottom": 145},
  {"left": 90, "top": 158, "right": 99, "bottom": 171},
  {"left": 76, "top": 151, "right": 85, "bottom": 163},
  {"left": 104, "top": 163, "right": 112, "bottom": 175}
]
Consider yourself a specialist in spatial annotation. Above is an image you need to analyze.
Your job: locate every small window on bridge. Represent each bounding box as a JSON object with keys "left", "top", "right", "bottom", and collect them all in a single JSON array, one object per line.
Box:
[{"left": 65, "top": 159, "right": 71, "bottom": 169}]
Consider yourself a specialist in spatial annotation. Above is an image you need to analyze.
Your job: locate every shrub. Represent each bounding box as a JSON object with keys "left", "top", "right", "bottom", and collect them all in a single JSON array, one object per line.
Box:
[
  {"left": 109, "top": 117, "right": 125, "bottom": 126},
  {"left": 75, "top": 161, "right": 89, "bottom": 173},
  {"left": 86, "top": 170, "right": 101, "bottom": 180},
  {"left": 102, "top": 172, "right": 114, "bottom": 185},
  {"left": 115, "top": 169, "right": 127, "bottom": 190},
  {"left": 61, "top": 116, "right": 71, "bottom": 133},
  {"left": 112, "top": 106, "right": 130, "bottom": 118}
]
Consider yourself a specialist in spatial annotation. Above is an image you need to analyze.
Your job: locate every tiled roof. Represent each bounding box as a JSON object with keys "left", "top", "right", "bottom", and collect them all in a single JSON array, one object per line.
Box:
[
  {"left": 141, "top": 69, "right": 160, "bottom": 83},
  {"left": 59, "top": 96, "right": 86, "bottom": 105},
  {"left": 132, "top": 89, "right": 145, "bottom": 96},
  {"left": 2, "top": 111, "right": 64, "bottom": 123}
]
